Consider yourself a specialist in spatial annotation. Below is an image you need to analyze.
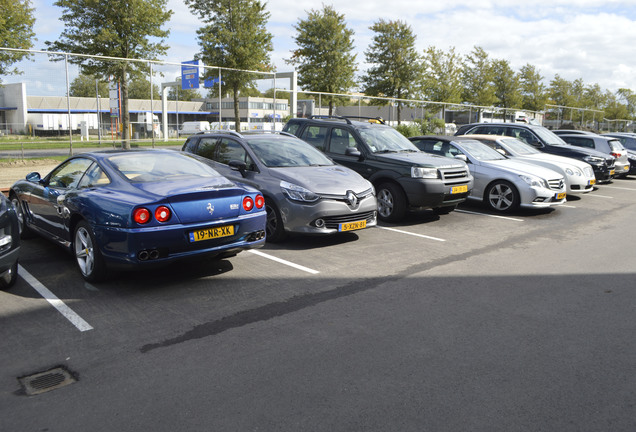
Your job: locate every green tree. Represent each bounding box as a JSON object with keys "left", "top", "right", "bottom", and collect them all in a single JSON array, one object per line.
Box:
[
  {"left": 286, "top": 5, "right": 357, "bottom": 116},
  {"left": 616, "top": 88, "right": 636, "bottom": 117},
  {"left": 128, "top": 77, "right": 160, "bottom": 100},
  {"left": 491, "top": 58, "right": 521, "bottom": 119},
  {"left": 69, "top": 74, "right": 109, "bottom": 98},
  {"left": 362, "top": 19, "right": 422, "bottom": 124},
  {"left": 518, "top": 63, "right": 547, "bottom": 112},
  {"left": 420, "top": 46, "right": 463, "bottom": 105},
  {"left": 46, "top": 0, "right": 172, "bottom": 149},
  {"left": 0, "top": 0, "right": 36, "bottom": 80},
  {"left": 187, "top": 0, "right": 273, "bottom": 131},
  {"left": 462, "top": 46, "right": 497, "bottom": 107}
]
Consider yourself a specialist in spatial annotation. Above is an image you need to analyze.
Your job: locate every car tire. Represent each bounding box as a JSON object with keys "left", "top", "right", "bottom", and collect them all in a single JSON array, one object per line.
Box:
[
  {"left": 484, "top": 180, "right": 519, "bottom": 212},
  {"left": 74, "top": 220, "right": 107, "bottom": 282},
  {"left": 0, "top": 260, "right": 18, "bottom": 290},
  {"left": 265, "top": 200, "right": 286, "bottom": 243},
  {"left": 10, "top": 194, "right": 34, "bottom": 239},
  {"left": 376, "top": 182, "right": 407, "bottom": 222},
  {"left": 432, "top": 205, "right": 457, "bottom": 215}
]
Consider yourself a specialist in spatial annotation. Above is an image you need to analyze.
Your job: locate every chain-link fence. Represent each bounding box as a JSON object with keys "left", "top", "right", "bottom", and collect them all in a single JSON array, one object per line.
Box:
[{"left": 0, "top": 48, "right": 284, "bottom": 159}]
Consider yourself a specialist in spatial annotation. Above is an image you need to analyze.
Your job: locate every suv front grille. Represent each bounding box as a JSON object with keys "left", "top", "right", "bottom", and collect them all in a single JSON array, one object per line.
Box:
[
  {"left": 318, "top": 211, "right": 376, "bottom": 229},
  {"left": 440, "top": 168, "right": 470, "bottom": 185}
]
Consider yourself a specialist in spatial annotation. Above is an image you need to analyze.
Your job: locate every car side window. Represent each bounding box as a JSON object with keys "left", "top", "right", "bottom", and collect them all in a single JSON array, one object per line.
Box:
[
  {"left": 285, "top": 123, "right": 300, "bottom": 136},
  {"left": 328, "top": 128, "right": 357, "bottom": 155},
  {"left": 196, "top": 137, "right": 217, "bottom": 160},
  {"left": 507, "top": 128, "right": 537, "bottom": 145},
  {"left": 182, "top": 137, "right": 198, "bottom": 153},
  {"left": 77, "top": 163, "right": 110, "bottom": 188},
  {"left": 215, "top": 138, "right": 253, "bottom": 166},
  {"left": 564, "top": 137, "right": 594, "bottom": 148},
  {"left": 48, "top": 158, "right": 94, "bottom": 189},
  {"left": 300, "top": 126, "right": 328, "bottom": 151}
]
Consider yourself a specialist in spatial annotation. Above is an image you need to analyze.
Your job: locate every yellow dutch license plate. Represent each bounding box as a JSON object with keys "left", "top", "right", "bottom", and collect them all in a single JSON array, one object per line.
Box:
[
  {"left": 625, "top": 165, "right": 630, "bottom": 171},
  {"left": 588, "top": 179, "right": 596, "bottom": 186},
  {"left": 610, "top": 170, "right": 616, "bottom": 175},
  {"left": 555, "top": 192, "right": 566, "bottom": 200},
  {"left": 339, "top": 220, "right": 366, "bottom": 232},
  {"left": 189, "top": 225, "right": 234, "bottom": 242},
  {"left": 451, "top": 185, "right": 468, "bottom": 194}
]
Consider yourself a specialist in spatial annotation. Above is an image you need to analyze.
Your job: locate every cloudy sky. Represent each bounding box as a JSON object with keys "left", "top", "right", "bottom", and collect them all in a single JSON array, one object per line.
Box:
[{"left": 5, "top": 0, "right": 636, "bottom": 97}]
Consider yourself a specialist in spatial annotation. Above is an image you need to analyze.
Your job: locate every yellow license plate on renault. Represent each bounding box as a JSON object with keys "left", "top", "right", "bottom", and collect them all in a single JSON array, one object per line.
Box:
[
  {"left": 189, "top": 225, "right": 234, "bottom": 242},
  {"left": 339, "top": 220, "right": 366, "bottom": 232}
]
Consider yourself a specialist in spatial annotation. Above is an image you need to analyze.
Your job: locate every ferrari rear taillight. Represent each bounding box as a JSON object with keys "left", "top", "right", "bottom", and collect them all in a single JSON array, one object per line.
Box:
[
  {"left": 133, "top": 208, "right": 151, "bottom": 224},
  {"left": 242, "top": 196, "right": 254, "bottom": 211},
  {"left": 155, "top": 206, "right": 171, "bottom": 222},
  {"left": 255, "top": 194, "right": 264, "bottom": 209}
]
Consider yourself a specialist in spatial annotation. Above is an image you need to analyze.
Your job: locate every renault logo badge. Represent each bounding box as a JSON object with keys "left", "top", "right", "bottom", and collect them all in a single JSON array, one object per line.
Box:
[{"left": 346, "top": 190, "right": 358, "bottom": 208}]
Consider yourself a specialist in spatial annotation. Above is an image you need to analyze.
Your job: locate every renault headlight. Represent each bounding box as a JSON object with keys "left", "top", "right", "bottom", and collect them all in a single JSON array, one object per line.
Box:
[
  {"left": 520, "top": 174, "right": 548, "bottom": 189},
  {"left": 280, "top": 181, "right": 319, "bottom": 202},
  {"left": 411, "top": 167, "right": 438, "bottom": 179}
]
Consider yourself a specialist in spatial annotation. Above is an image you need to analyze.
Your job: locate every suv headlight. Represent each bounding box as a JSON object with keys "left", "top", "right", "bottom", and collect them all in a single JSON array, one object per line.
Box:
[
  {"left": 584, "top": 155, "right": 604, "bottom": 165},
  {"left": 280, "top": 181, "right": 319, "bottom": 202},
  {"left": 411, "top": 167, "right": 438, "bottom": 179},
  {"left": 520, "top": 174, "right": 548, "bottom": 189}
]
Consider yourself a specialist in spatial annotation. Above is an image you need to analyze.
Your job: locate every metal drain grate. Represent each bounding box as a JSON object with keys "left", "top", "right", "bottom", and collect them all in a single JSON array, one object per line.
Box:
[{"left": 18, "top": 366, "right": 77, "bottom": 396}]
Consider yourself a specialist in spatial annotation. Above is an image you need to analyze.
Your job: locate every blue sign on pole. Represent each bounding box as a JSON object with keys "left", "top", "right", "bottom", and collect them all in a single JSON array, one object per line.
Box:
[
  {"left": 181, "top": 60, "right": 200, "bottom": 90},
  {"left": 204, "top": 77, "right": 225, "bottom": 88}
]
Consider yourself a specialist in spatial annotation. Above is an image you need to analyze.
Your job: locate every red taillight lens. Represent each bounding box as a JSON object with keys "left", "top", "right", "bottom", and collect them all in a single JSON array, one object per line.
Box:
[
  {"left": 611, "top": 152, "right": 620, "bottom": 158},
  {"left": 255, "top": 194, "right": 264, "bottom": 209},
  {"left": 155, "top": 206, "right": 171, "bottom": 222},
  {"left": 133, "top": 208, "right": 151, "bottom": 224},
  {"left": 242, "top": 196, "right": 254, "bottom": 211}
]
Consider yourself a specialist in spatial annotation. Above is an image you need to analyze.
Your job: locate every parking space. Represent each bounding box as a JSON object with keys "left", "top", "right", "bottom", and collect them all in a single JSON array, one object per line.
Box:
[
  {"left": 4, "top": 177, "right": 635, "bottom": 336},
  {"left": 2, "top": 176, "right": 636, "bottom": 431}
]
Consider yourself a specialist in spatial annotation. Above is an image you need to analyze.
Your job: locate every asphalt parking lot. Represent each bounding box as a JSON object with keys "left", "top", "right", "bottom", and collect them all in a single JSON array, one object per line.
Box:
[{"left": 2, "top": 178, "right": 636, "bottom": 431}]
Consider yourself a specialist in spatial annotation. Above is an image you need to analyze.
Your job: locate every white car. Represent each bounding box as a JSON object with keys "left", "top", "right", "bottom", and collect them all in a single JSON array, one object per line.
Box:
[
  {"left": 410, "top": 136, "right": 566, "bottom": 213},
  {"left": 463, "top": 134, "right": 596, "bottom": 194}
]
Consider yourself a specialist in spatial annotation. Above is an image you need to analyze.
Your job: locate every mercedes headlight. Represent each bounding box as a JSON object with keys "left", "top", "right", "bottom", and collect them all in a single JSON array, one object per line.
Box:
[
  {"left": 411, "top": 167, "right": 438, "bottom": 179},
  {"left": 280, "top": 181, "right": 319, "bottom": 202},
  {"left": 520, "top": 174, "right": 548, "bottom": 189}
]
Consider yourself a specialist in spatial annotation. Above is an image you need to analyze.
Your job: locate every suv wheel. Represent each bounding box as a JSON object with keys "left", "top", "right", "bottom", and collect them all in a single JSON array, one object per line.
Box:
[
  {"left": 485, "top": 180, "right": 519, "bottom": 212},
  {"left": 377, "top": 182, "right": 407, "bottom": 222}
]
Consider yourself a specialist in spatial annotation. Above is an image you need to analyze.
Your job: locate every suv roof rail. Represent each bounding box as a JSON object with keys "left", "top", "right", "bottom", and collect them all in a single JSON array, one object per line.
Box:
[
  {"left": 239, "top": 130, "right": 296, "bottom": 138},
  {"left": 207, "top": 129, "right": 243, "bottom": 138},
  {"left": 308, "top": 115, "right": 352, "bottom": 125},
  {"left": 342, "top": 116, "right": 386, "bottom": 125}
]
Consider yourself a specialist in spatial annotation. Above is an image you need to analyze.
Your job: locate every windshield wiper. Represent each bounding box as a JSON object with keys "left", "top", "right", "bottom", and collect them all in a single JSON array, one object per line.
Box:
[{"left": 375, "top": 149, "right": 398, "bottom": 153}]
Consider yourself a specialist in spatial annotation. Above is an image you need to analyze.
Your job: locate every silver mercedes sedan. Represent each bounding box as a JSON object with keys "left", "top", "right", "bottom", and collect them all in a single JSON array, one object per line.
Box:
[
  {"left": 182, "top": 131, "right": 377, "bottom": 242},
  {"left": 462, "top": 134, "right": 596, "bottom": 194},
  {"left": 415, "top": 137, "right": 566, "bottom": 212}
]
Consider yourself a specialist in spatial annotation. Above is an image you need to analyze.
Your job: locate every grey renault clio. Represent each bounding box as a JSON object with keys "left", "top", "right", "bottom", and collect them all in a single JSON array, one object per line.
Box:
[{"left": 182, "top": 131, "right": 377, "bottom": 242}]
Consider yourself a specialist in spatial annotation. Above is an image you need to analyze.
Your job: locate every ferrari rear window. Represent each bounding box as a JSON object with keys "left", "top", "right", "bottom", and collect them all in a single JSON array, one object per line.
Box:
[{"left": 108, "top": 152, "right": 217, "bottom": 182}]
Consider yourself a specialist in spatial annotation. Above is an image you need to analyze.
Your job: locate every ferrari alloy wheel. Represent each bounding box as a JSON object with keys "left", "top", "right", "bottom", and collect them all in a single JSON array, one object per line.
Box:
[{"left": 74, "top": 221, "right": 106, "bottom": 282}]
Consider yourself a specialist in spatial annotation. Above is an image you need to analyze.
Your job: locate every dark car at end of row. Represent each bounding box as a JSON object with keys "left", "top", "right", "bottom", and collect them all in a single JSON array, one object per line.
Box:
[
  {"left": 0, "top": 193, "right": 20, "bottom": 290},
  {"left": 455, "top": 122, "right": 616, "bottom": 183}
]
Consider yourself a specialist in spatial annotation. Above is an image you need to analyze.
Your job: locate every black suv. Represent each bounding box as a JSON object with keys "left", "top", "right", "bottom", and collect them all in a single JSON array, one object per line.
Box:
[
  {"left": 283, "top": 116, "right": 474, "bottom": 221},
  {"left": 455, "top": 122, "right": 615, "bottom": 183}
]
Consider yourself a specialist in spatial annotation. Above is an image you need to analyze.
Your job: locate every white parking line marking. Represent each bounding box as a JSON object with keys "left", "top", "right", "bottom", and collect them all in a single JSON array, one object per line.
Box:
[
  {"left": 376, "top": 226, "right": 445, "bottom": 242},
  {"left": 587, "top": 194, "right": 614, "bottom": 199},
  {"left": 561, "top": 205, "right": 577, "bottom": 208},
  {"left": 601, "top": 185, "right": 636, "bottom": 191},
  {"left": 18, "top": 265, "right": 93, "bottom": 332},
  {"left": 455, "top": 209, "right": 524, "bottom": 222},
  {"left": 248, "top": 250, "right": 319, "bottom": 274}
]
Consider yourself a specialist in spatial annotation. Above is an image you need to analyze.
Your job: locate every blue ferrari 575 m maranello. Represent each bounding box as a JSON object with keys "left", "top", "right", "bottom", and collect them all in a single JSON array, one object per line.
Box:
[{"left": 9, "top": 149, "right": 267, "bottom": 282}]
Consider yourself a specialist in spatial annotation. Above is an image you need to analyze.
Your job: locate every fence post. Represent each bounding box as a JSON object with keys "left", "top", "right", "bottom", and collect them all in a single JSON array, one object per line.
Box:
[{"left": 65, "top": 53, "right": 73, "bottom": 156}]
